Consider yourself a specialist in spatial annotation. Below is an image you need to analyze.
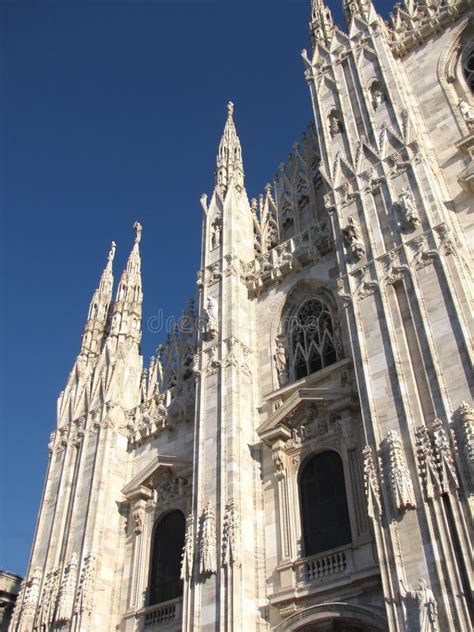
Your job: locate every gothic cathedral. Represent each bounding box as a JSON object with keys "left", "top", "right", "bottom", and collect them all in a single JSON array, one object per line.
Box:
[{"left": 10, "top": 0, "right": 474, "bottom": 630}]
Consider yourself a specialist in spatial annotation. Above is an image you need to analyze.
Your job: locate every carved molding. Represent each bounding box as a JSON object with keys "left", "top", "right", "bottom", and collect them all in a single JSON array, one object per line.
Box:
[
  {"left": 180, "top": 513, "right": 195, "bottom": 581},
  {"left": 386, "top": 429, "right": 416, "bottom": 513},
  {"left": 362, "top": 445, "right": 382, "bottom": 520},
  {"left": 222, "top": 499, "right": 242, "bottom": 568},
  {"left": 199, "top": 501, "right": 217, "bottom": 576}
]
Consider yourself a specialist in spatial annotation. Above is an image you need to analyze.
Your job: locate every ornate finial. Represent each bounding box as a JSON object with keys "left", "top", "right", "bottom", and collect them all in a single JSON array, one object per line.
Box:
[
  {"left": 227, "top": 101, "right": 234, "bottom": 117},
  {"left": 108, "top": 241, "right": 116, "bottom": 263},
  {"left": 133, "top": 221, "right": 142, "bottom": 244}
]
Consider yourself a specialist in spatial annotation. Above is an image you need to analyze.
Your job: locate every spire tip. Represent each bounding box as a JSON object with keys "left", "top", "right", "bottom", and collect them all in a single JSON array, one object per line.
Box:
[{"left": 227, "top": 101, "right": 234, "bottom": 117}]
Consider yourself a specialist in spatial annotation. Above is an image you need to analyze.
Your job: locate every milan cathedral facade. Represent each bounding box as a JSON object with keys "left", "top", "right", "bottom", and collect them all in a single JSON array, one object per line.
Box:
[{"left": 10, "top": 0, "right": 474, "bottom": 630}]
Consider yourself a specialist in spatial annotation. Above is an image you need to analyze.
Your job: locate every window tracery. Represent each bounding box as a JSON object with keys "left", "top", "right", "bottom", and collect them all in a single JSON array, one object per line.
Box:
[
  {"left": 289, "top": 298, "right": 338, "bottom": 381},
  {"left": 463, "top": 40, "right": 474, "bottom": 94}
]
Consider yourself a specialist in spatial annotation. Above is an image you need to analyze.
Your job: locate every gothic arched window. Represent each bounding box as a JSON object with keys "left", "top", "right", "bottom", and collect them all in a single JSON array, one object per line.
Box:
[
  {"left": 299, "top": 451, "right": 351, "bottom": 556},
  {"left": 463, "top": 41, "right": 474, "bottom": 93},
  {"left": 290, "top": 299, "right": 338, "bottom": 381},
  {"left": 149, "top": 510, "right": 185, "bottom": 605}
]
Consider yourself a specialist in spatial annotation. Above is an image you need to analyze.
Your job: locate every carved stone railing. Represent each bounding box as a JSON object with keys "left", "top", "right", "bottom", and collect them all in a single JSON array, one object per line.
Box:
[
  {"left": 138, "top": 597, "right": 182, "bottom": 630},
  {"left": 295, "top": 544, "right": 353, "bottom": 585}
]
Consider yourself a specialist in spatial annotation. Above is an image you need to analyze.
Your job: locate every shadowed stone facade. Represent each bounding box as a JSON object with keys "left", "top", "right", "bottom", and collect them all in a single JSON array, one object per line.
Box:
[{"left": 11, "top": 0, "right": 473, "bottom": 630}]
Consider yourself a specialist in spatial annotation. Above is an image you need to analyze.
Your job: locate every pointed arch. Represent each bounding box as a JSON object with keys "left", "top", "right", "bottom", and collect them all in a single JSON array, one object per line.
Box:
[{"left": 278, "top": 281, "right": 342, "bottom": 385}]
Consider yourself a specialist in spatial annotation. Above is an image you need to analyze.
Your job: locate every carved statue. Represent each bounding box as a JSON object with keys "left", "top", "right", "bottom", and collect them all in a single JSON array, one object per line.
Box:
[
  {"left": 274, "top": 340, "right": 289, "bottom": 386},
  {"left": 133, "top": 221, "right": 142, "bottom": 244},
  {"left": 132, "top": 505, "right": 145, "bottom": 534},
  {"left": 398, "top": 188, "right": 420, "bottom": 230},
  {"left": 204, "top": 296, "right": 218, "bottom": 337},
  {"left": 328, "top": 110, "right": 343, "bottom": 137},
  {"left": 108, "top": 240, "right": 116, "bottom": 263},
  {"left": 342, "top": 216, "right": 365, "bottom": 260},
  {"left": 211, "top": 220, "right": 222, "bottom": 249},
  {"left": 155, "top": 393, "right": 168, "bottom": 429},
  {"left": 401, "top": 577, "right": 438, "bottom": 632},
  {"left": 458, "top": 97, "right": 473, "bottom": 123},
  {"left": 370, "top": 82, "right": 385, "bottom": 110}
]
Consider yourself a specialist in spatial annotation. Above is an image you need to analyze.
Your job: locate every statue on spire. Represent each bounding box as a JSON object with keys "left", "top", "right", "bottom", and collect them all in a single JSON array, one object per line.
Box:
[
  {"left": 133, "top": 221, "right": 142, "bottom": 244},
  {"left": 108, "top": 241, "right": 116, "bottom": 263}
]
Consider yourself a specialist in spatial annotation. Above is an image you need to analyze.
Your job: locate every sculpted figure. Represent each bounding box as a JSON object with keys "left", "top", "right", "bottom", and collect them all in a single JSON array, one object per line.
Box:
[
  {"left": 458, "top": 97, "right": 473, "bottom": 123},
  {"left": 204, "top": 296, "right": 218, "bottom": 337},
  {"left": 328, "top": 110, "right": 343, "bottom": 137},
  {"left": 211, "top": 220, "right": 221, "bottom": 249},
  {"left": 398, "top": 188, "right": 420, "bottom": 230},
  {"left": 342, "top": 216, "right": 365, "bottom": 260},
  {"left": 274, "top": 340, "right": 289, "bottom": 386},
  {"left": 401, "top": 577, "right": 438, "bottom": 632}
]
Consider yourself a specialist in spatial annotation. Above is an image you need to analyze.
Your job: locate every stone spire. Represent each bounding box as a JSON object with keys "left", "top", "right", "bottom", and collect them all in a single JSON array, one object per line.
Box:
[
  {"left": 80, "top": 240, "right": 116, "bottom": 359},
  {"left": 215, "top": 101, "right": 245, "bottom": 197},
  {"left": 108, "top": 221, "right": 143, "bottom": 347},
  {"left": 310, "top": 0, "right": 335, "bottom": 48}
]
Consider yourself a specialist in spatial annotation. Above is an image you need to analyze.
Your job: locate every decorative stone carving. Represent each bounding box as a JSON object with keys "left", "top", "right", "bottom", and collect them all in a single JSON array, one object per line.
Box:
[
  {"left": 328, "top": 109, "right": 343, "bottom": 137},
  {"left": 432, "top": 418, "right": 459, "bottom": 493},
  {"left": 354, "top": 265, "right": 379, "bottom": 301},
  {"left": 222, "top": 499, "right": 241, "bottom": 568},
  {"left": 342, "top": 216, "right": 365, "bottom": 260},
  {"left": 74, "top": 552, "right": 96, "bottom": 617},
  {"left": 274, "top": 339, "right": 289, "bottom": 386},
  {"left": 23, "top": 566, "right": 42, "bottom": 610},
  {"left": 156, "top": 469, "right": 187, "bottom": 503},
  {"left": 415, "top": 424, "right": 441, "bottom": 501},
  {"left": 48, "top": 431, "right": 56, "bottom": 455},
  {"left": 409, "top": 235, "right": 436, "bottom": 270},
  {"left": 455, "top": 401, "right": 474, "bottom": 475},
  {"left": 362, "top": 446, "right": 382, "bottom": 520},
  {"left": 203, "top": 296, "right": 218, "bottom": 338},
  {"left": 8, "top": 578, "right": 26, "bottom": 631},
  {"left": 210, "top": 217, "right": 222, "bottom": 249},
  {"left": 434, "top": 223, "right": 456, "bottom": 256},
  {"left": 400, "top": 577, "right": 439, "bottom": 632},
  {"left": 181, "top": 513, "right": 195, "bottom": 581},
  {"left": 36, "top": 567, "right": 60, "bottom": 628},
  {"left": 396, "top": 188, "right": 420, "bottom": 230},
  {"left": 458, "top": 98, "right": 473, "bottom": 125},
  {"left": 386, "top": 429, "right": 416, "bottom": 512},
  {"left": 272, "top": 448, "right": 286, "bottom": 480},
  {"left": 370, "top": 81, "right": 385, "bottom": 110},
  {"left": 205, "top": 345, "right": 221, "bottom": 376},
  {"left": 388, "top": 151, "right": 410, "bottom": 178},
  {"left": 199, "top": 501, "right": 217, "bottom": 576},
  {"left": 132, "top": 503, "right": 145, "bottom": 534},
  {"left": 57, "top": 552, "right": 78, "bottom": 622}
]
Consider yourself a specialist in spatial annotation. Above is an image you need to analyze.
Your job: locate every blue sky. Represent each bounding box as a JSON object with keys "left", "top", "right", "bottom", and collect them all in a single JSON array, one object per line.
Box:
[{"left": 1, "top": 0, "right": 393, "bottom": 576}]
